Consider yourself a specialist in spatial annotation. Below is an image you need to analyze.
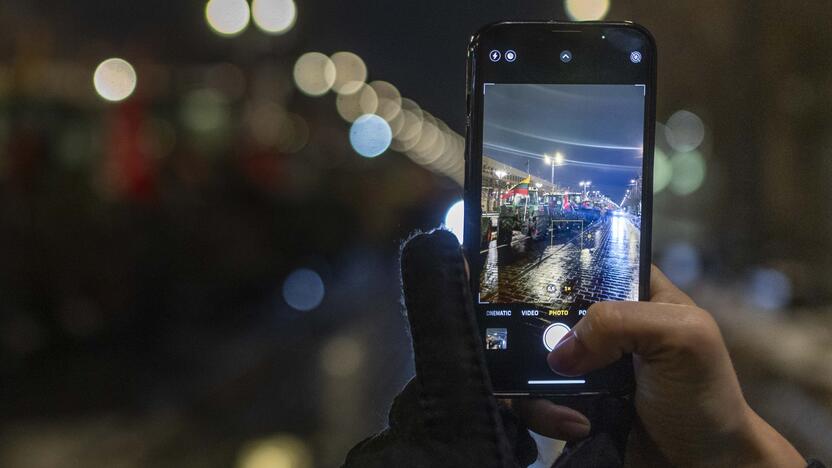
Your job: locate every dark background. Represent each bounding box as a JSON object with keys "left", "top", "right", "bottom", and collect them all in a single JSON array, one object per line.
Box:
[{"left": 1, "top": 1, "right": 831, "bottom": 466}]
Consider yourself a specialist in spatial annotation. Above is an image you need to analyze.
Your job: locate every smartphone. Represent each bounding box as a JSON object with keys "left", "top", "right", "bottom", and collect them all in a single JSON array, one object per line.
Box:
[{"left": 463, "top": 21, "right": 656, "bottom": 396}]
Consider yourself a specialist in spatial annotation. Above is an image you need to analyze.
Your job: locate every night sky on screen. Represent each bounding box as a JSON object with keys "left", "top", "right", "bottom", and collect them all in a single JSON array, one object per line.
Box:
[{"left": 483, "top": 84, "right": 644, "bottom": 201}]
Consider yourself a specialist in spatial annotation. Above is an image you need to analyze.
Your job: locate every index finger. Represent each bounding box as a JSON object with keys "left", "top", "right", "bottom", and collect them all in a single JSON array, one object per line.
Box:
[{"left": 400, "top": 230, "right": 500, "bottom": 441}]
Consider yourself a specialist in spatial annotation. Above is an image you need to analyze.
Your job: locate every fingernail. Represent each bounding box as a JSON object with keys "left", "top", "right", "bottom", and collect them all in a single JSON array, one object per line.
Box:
[
  {"left": 547, "top": 330, "right": 579, "bottom": 375},
  {"left": 559, "top": 420, "right": 591, "bottom": 440}
]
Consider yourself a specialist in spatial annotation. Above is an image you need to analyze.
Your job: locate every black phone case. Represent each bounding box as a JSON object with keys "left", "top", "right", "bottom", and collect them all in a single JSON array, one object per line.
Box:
[{"left": 463, "top": 21, "right": 656, "bottom": 397}]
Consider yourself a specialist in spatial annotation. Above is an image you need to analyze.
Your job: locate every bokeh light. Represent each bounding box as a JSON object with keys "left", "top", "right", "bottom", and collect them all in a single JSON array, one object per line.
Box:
[
  {"left": 390, "top": 98, "right": 424, "bottom": 151},
  {"left": 368, "top": 80, "right": 402, "bottom": 121},
  {"left": 330, "top": 52, "right": 367, "bottom": 95},
  {"left": 251, "top": 0, "right": 297, "bottom": 35},
  {"left": 653, "top": 148, "right": 672, "bottom": 193},
  {"left": 284, "top": 113, "right": 309, "bottom": 153},
  {"left": 444, "top": 200, "right": 464, "bottom": 244},
  {"left": 349, "top": 114, "right": 392, "bottom": 158},
  {"left": 181, "top": 88, "right": 229, "bottom": 133},
  {"left": 93, "top": 58, "right": 137, "bottom": 102},
  {"left": 387, "top": 107, "right": 406, "bottom": 137},
  {"left": 406, "top": 112, "right": 439, "bottom": 162},
  {"left": 236, "top": 434, "right": 313, "bottom": 468},
  {"left": 658, "top": 241, "right": 703, "bottom": 287},
  {"left": 410, "top": 117, "right": 447, "bottom": 165},
  {"left": 319, "top": 335, "right": 365, "bottom": 378},
  {"left": 205, "top": 0, "right": 251, "bottom": 37},
  {"left": 335, "top": 83, "right": 377, "bottom": 122},
  {"left": 282, "top": 268, "right": 325, "bottom": 311},
  {"left": 669, "top": 150, "right": 706, "bottom": 195},
  {"left": 293, "top": 52, "right": 336, "bottom": 96},
  {"left": 745, "top": 268, "right": 792, "bottom": 311},
  {"left": 665, "top": 110, "right": 705, "bottom": 152},
  {"left": 564, "top": 0, "right": 610, "bottom": 21}
]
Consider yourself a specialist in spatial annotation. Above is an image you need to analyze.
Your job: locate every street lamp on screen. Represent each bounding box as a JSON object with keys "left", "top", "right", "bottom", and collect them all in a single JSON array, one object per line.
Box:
[
  {"left": 494, "top": 169, "right": 508, "bottom": 208},
  {"left": 543, "top": 151, "right": 564, "bottom": 187}
]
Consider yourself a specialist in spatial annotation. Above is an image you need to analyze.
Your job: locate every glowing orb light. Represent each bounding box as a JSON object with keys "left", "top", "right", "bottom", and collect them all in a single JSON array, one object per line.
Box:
[
  {"left": 205, "top": 0, "right": 250, "bottom": 36},
  {"left": 293, "top": 52, "right": 336, "bottom": 96},
  {"left": 282, "top": 268, "right": 325, "bottom": 311},
  {"left": 93, "top": 58, "right": 137, "bottom": 102},
  {"left": 444, "top": 200, "right": 464, "bottom": 244},
  {"left": 665, "top": 110, "right": 705, "bottom": 152},
  {"left": 653, "top": 148, "right": 672, "bottom": 193},
  {"left": 745, "top": 268, "right": 792, "bottom": 311},
  {"left": 349, "top": 114, "right": 392, "bottom": 158},
  {"left": 252, "top": 0, "right": 297, "bottom": 35},
  {"left": 236, "top": 434, "right": 312, "bottom": 468},
  {"left": 565, "top": 0, "right": 610, "bottom": 21},
  {"left": 669, "top": 150, "right": 706, "bottom": 195},
  {"left": 331, "top": 52, "right": 367, "bottom": 95}
]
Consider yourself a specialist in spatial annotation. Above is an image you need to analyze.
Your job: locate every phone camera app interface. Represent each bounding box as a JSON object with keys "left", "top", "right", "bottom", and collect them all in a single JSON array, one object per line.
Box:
[{"left": 478, "top": 84, "right": 645, "bottom": 387}]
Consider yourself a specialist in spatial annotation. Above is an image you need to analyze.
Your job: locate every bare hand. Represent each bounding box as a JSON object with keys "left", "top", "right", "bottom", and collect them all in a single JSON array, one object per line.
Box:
[{"left": 531, "top": 266, "right": 805, "bottom": 467}]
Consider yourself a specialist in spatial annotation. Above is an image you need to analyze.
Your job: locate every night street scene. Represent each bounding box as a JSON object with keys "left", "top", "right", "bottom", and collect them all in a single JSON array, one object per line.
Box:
[
  {"left": 479, "top": 84, "right": 645, "bottom": 309},
  {"left": 4, "top": 1, "right": 832, "bottom": 465}
]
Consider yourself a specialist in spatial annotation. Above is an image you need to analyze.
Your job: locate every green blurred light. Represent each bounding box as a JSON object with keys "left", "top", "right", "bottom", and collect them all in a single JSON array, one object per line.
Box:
[
  {"left": 669, "top": 150, "right": 706, "bottom": 196},
  {"left": 653, "top": 148, "right": 672, "bottom": 193},
  {"left": 181, "top": 88, "right": 229, "bottom": 133}
]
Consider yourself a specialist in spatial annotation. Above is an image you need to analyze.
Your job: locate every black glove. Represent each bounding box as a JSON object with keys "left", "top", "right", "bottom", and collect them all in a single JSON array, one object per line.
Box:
[{"left": 343, "top": 230, "right": 632, "bottom": 468}]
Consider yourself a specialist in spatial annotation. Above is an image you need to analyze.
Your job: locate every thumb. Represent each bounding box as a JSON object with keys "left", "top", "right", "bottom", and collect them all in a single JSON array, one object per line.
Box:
[
  {"left": 650, "top": 265, "right": 696, "bottom": 306},
  {"left": 547, "top": 300, "right": 720, "bottom": 377}
]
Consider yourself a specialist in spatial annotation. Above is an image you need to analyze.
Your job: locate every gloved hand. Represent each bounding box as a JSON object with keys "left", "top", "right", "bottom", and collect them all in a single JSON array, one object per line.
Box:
[
  {"left": 343, "top": 230, "right": 630, "bottom": 468},
  {"left": 344, "top": 230, "right": 819, "bottom": 468}
]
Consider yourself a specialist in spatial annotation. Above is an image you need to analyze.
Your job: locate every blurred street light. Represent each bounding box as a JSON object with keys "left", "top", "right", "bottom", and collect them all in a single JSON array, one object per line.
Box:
[
  {"left": 293, "top": 52, "right": 336, "bottom": 96},
  {"left": 251, "top": 0, "right": 297, "bottom": 35},
  {"left": 205, "top": 0, "right": 251, "bottom": 36},
  {"left": 653, "top": 148, "right": 672, "bottom": 193},
  {"left": 565, "top": 0, "right": 610, "bottom": 21},
  {"left": 236, "top": 434, "right": 312, "bottom": 468},
  {"left": 336, "top": 83, "right": 377, "bottom": 122},
  {"left": 283, "top": 268, "right": 325, "bottom": 311},
  {"left": 444, "top": 200, "right": 464, "bottom": 244},
  {"left": 665, "top": 110, "right": 705, "bottom": 152},
  {"left": 350, "top": 114, "right": 392, "bottom": 158},
  {"left": 369, "top": 81, "right": 402, "bottom": 121},
  {"left": 330, "top": 52, "right": 367, "bottom": 95},
  {"left": 670, "top": 150, "right": 706, "bottom": 195},
  {"left": 93, "top": 58, "right": 137, "bottom": 102}
]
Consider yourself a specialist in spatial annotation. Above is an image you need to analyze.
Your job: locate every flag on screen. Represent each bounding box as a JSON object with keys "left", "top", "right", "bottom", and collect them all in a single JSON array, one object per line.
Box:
[{"left": 501, "top": 176, "right": 531, "bottom": 199}]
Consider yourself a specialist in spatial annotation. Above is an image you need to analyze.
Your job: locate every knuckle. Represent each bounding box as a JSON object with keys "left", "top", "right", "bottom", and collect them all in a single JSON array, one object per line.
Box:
[
  {"left": 673, "top": 306, "right": 723, "bottom": 354},
  {"left": 585, "top": 302, "right": 625, "bottom": 339}
]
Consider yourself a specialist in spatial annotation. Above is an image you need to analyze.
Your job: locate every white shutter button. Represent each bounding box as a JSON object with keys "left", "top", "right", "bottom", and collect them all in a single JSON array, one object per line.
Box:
[{"left": 543, "top": 323, "right": 571, "bottom": 352}]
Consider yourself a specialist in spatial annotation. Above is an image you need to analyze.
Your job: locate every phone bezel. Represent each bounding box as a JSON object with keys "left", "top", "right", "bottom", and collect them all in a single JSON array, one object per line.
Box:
[{"left": 463, "top": 21, "right": 657, "bottom": 397}]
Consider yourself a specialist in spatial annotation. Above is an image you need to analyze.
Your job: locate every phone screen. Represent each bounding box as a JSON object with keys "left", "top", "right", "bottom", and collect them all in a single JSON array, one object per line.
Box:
[{"left": 465, "top": 23, "right": 655, "bottom": 395}]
